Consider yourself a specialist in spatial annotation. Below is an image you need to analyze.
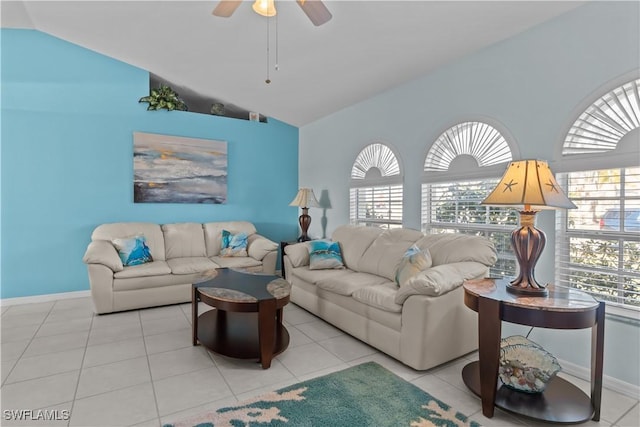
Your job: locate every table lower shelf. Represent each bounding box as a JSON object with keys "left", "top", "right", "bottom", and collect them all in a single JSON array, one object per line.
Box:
[
  {"left": 462, "top": 361, "right": 594, "bottom": 424},
  {"left": 196, "top": 309, "right": 290, "bottom": 361}
]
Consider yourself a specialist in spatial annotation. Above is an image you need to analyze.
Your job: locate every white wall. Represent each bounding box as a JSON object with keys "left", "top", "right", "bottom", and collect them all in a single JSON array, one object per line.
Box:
[{"left": 299, "top": 2, "right": 640, "bottom": 389}]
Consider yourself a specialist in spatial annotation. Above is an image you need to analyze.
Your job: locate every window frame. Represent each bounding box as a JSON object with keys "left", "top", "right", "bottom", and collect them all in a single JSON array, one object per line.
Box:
[{"left": 349, "top": 143, "right": 403, "bottom": 228}]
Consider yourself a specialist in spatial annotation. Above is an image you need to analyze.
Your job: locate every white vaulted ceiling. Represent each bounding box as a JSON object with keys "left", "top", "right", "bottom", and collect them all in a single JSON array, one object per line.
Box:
[{"left": 1, "top": 1, "right": 585, "bottom": 127}]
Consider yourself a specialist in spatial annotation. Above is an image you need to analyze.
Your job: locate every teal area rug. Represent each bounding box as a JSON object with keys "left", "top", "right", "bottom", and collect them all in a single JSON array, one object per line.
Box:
[{"left": 164, "top": 362, "right": 481, "bottom": 427}]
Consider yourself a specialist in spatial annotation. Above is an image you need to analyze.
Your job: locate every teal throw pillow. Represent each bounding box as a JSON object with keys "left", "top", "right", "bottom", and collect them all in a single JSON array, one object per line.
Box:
[
  {"left": 308, "top": 240, "right": 344, "bottom": 270},
  {"left": 221, "top": 230, "right": 248, "bottom": 257},
  {"left": 112, "top": 235, "right": 153, "bottom": 267},
  {"left": 395, "top": 244, "right": 432, "bottom": 287}
]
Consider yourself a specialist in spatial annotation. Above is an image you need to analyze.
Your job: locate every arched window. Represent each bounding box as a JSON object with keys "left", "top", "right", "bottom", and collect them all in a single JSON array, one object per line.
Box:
[
  {"left": 350, "top": 143, "right": 402, "bottom": 228},
  {"left": 556, "top": 78, "right": 640, "bottom": 312},
  {"left": 421, "top": 121, "right": 516, "bottom": 278},
  {"left": 563, "top": 79, "right": 640, "bottom": 154},
  {"left": 424, "top": 121, "right": 512, "bottom": 171}
]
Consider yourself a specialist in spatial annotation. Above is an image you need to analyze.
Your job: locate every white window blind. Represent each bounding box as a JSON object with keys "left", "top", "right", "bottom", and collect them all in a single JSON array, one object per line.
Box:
[
  {"left": 350, "top": 143, "right": 403, "bottom": 229},
  {"left": 564, "top": 79, "right": 640, "bottom": 154},
  {"left": 556, "top": 167, "right": 640, "bottom": 310},
  {"left": 350, "top": 185, "right": 403, "bottom": 228},
  {"left": 421, "top": 179, "right": 518, "bottom": 278}
]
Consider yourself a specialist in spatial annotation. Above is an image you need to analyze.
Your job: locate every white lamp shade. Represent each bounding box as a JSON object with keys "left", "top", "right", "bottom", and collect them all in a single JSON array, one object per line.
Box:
[
  {"left": 481, "top": 160, "right": 577, "bottom": 210},
  {"left": 289, "top": 188, "right": 320, "bottom": 208}
]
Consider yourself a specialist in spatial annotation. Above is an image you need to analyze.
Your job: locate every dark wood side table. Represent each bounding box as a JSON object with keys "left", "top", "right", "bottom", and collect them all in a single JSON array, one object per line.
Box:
[
  {"left": 461, "top": 278, "right": 605, "bottom": 424},
  {"left": 192, "top": 268, "right": 291, "bottom": 369}
]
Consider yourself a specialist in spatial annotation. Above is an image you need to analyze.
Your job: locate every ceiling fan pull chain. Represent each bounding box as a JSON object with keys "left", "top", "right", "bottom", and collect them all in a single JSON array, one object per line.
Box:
[
  {"left": 275, "top": 11, "right": 279, "bottom": 71},
  {"left": 265, "top": 14, "right": 271, "bottom": 84}
]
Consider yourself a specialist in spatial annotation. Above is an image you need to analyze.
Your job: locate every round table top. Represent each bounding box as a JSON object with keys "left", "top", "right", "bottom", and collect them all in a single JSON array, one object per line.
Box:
[
  {"left": 198, "top": 279, "right": 291, "bottom": 303},
  {"left": 464, "top": 278, "right": 600, "bottom": 312},
  {"left": 195, "top": 268, "right": 291, "bottom": 303}
]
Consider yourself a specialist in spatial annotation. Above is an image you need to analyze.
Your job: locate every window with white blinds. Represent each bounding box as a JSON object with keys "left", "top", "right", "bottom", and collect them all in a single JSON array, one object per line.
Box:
[
  {"left": 421, "top": 179, "right": 518, "bottom": 278},
  {"left": 422, "top": 121, "right": 514, "bottom": 276},
  {"left": 350, "top": 143, "right": 403, "bottom": 228},
  {"left": 563, "top": 79, "right": 640, "bottom": 154},
  {"left": 555, "top": 167, "right": 640, "bottom": 310},
  {"left": 350, "top": 185, "right": 403, "bottom": 228}
]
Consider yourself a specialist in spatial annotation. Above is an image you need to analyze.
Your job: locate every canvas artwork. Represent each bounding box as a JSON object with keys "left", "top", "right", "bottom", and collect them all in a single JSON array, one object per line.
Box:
[{"left": 133, "top": 132, "right": 227, "bottom": 204}]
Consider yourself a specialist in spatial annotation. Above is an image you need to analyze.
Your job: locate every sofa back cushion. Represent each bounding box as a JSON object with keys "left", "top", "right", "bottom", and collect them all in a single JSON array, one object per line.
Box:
[
  {"left": 358, "top": 228, "right": 424, "bottom": 280},
  {"left": 331, "top": 225, "right": 383, "bottom": 270},
  {"left": 415, "top": 233, "right": 497, "bottom": 267},
  {"left": 204, "top": 221, "right": 257, "bottom": 257},
  {"left": 162, "top": 223, "right": 206, "bottom": 259},
  {"left": 92, "top": 223, "right": 166, "bottom": 261}
]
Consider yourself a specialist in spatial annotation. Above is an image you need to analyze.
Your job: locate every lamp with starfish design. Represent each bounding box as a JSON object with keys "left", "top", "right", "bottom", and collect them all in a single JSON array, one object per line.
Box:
[{"left": 481, "top": 160, "right": 576, "bottom": 296}]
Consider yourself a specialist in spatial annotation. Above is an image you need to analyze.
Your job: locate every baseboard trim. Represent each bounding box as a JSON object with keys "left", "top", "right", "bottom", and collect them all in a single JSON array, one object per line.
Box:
[
  {"left": 0, "top": 290, "right": 91, "bottom": 306},
  {"left": 558, "top": 358, "right": 640, "bottom": 398}
]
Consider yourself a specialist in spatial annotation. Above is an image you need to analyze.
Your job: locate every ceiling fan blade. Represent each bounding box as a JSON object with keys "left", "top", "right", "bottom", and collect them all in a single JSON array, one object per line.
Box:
[
  {"left": 296, "top": 0, "right": 332, "bottom": 26},
  {"left": 212, "top": 0, "right": 242, "bottom": 18}
]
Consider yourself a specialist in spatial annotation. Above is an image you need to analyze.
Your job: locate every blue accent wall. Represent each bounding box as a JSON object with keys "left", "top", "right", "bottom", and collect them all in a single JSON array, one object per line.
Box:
[{"left": 1, "top": 29, "right": 300, "bottom": 299}]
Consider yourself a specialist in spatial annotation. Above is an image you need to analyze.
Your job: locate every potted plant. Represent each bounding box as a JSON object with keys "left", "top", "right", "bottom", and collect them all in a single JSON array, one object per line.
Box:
[{"left": 139, "top": 85, "right": 188, "bottom": 111}]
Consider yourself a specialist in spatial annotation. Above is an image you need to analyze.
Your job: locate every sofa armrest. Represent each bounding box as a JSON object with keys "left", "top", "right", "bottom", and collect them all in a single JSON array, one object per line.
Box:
[
  {"left": 394, "top": 261, "right": 488, "bottom": 304},
  {"left": 283, "top": 242, "right": 310, "bottom": 267},
  {"left": 247, "top": 234, "right": 278, "bottom": 261},
  {"left": 83, "top": 240, "right": 124, "bottom": 272}
]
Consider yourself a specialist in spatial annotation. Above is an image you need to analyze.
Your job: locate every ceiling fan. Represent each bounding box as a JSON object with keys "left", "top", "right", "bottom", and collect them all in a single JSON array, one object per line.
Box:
[{"left": 212, "top": 0, "right": 332, "bottom": 26}]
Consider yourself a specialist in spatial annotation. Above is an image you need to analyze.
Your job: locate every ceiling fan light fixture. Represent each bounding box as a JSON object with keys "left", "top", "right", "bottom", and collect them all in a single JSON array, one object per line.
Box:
[{"left": 252, "top": 0, "right": 276, "bottom": 17}]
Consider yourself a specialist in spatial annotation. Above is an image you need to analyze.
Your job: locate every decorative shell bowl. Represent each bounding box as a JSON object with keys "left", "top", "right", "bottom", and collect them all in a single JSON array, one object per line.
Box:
[{"left": 499, "top": 336, "right": 561, "bottom": 393}]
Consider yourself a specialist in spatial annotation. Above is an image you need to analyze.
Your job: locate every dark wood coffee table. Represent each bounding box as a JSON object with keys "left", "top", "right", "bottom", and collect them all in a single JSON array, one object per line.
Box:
[{"left": 192, "top": 268, "right": 291, "bottom": 369}]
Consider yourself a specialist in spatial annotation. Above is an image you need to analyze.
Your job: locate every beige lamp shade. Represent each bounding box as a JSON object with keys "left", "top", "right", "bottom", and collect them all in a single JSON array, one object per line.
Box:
[
  {"left": 481, "top": 160, "right": 576, "bottom": 210},
  {"left": 289, "top": 188, "right": 320, "bottom": 208}
]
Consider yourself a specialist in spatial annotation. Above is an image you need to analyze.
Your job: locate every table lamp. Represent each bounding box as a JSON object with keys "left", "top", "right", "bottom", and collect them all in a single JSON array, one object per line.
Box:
[
  {"left": 481, "top": 160, "right": 576, "bottom": 296},
  {"left": 290, "top": 188, "right": 320, "bottom": 242}
]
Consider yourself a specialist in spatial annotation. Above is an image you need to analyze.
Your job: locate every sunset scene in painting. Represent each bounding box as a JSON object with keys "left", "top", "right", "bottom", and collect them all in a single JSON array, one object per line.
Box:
[{"left": 133, "top": 132, "right": 227, "bottom": 204}]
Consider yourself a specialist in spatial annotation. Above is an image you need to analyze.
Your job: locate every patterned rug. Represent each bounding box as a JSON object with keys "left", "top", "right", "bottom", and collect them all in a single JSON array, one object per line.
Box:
[{"left": 164, "top": 362, "right": 481, "bottom": 427}]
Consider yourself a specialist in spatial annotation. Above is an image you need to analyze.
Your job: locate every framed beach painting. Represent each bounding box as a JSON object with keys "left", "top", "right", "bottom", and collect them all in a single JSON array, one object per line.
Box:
[{"left": 133, "top": 132, "right": 227, "bottom": 204}]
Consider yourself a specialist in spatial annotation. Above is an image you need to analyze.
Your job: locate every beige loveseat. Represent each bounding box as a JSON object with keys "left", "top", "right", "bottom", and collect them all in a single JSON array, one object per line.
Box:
[
  {"left": 83, "top": 221, "right": 278, "bottom": 314},
  {"left": 283, "top": 225, "right": 497, "bottom": 370}
]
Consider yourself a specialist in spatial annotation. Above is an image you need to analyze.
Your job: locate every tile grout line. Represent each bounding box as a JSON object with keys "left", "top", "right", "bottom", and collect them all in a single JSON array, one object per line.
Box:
[
  {"left": 65, "top": 302, "right": 96, "bottom": 427},
  {"left": 1, "top": 302, "right": 56, "bottom": 387}
]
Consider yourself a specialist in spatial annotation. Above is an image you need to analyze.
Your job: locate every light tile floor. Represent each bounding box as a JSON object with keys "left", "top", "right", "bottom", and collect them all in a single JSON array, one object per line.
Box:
[{"left": 1, "top": 297, "right": 638, "bottom": 427}]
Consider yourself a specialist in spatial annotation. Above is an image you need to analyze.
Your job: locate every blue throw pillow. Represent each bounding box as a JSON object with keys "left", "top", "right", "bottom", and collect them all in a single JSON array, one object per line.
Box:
[
  {"left": 395, "top": 244, "right": 432, "bottom": 287},
  {"left": 112, "top": 235, "right": 153, "bottom": 267},
  {"left": 221, "top": 230, "right": 248, "bottom": 257},
  {"left": 308, "top": 240, "right": 344, "bottom": 270}
]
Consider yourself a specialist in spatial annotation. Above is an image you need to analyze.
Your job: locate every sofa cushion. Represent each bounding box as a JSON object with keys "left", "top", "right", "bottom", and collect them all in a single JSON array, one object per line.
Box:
[
  {"left": 167, "top": 257, "right": 218, "bottom": 275},
  {"left": 209, "top": 256, "right": 262, "bottom": 270},
  {"left": 204, "top": 221, "right": 258, "bottom": 257},
  {"left": 289, "top": 266, "right": 352, "bottom": 285},
  {"left": 113, "top": 260, "right": 172, "bottom": 279},
  {"left": 415, "top": 234, "right": 497, "bottom": 267},
  {"left": 395, "top": 245, "right": 432, "bottom": 287},
  {"left": 308, "top": 240, "right": 345, "bottom": 270},
  {"left": 316, "top": 272, "right": 389, "bottom": 296},
  {"left": 112, "top": 235, "right": 153, "bottom": 266},
  {"left": 352, "top": 282, "right": 402, "bottom": 313},
  {"left": 394, "top": 261, "right": 489, "bottom": 304},
  {"left": 248, "top": 235, "right": 278, "bottom": 261},
  {"left": 331, "top": 225, "right": 383, "bottom": 269},
  {"left": 92, "top": 223, "right": 166, "bottom": 261},
  {"left": 220, "top": 230, "right": 248, "bottom": 257},
  {"left": 162, "top": 223, "right": 206, "bottom": 259},
  {"left": 284, "top": 242, "right": 310, "bottom": 267},
  {"left": 358, "top": 228, "right": 424, "bottom": 280}
]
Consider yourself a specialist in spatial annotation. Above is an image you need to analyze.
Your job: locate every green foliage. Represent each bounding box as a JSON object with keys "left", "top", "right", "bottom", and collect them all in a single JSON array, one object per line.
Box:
[
  {"left": 570, "top": 238, "right": 640, "bottom": 307},
  {"left": 139, "top": 85, "right": 188, "bottom": 111}
]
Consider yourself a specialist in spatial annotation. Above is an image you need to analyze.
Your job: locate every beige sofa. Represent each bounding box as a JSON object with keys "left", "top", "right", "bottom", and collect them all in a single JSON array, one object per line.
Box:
[
  {"left": 83, "top": 221, "right": 278, "bottom": 314},
  {"left": 283, "top": 225, "right": 497, "bottom": 370}
]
